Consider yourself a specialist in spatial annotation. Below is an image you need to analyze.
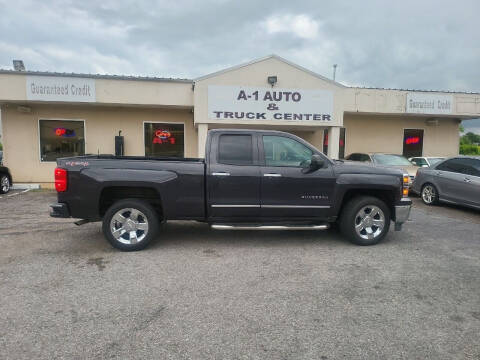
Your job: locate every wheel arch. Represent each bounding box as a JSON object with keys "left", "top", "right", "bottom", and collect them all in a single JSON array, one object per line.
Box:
[
  {"left": 99, "top": 186, "right": 163, "bottom": 219},
  {"left": 337, "top": 188, "right": 396, "bottom": 221}
]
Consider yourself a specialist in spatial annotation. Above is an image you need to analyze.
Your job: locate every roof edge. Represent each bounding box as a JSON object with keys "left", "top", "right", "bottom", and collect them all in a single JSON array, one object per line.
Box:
[
  {"left": 351, "top": 86, "right": 480, "bottom": 95},
  {"left": 0, "top": 69, "right": 193, "bottom": 83},
  {"left": 194, "top": 54, "right": 347, "bottom": 88}
]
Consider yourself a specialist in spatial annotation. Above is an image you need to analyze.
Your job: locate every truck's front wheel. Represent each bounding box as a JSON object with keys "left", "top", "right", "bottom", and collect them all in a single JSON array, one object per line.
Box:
[
  {"left": 102, "top": 199, "right": 159, "bottom": 251},
  {"left": 339, "top": 196, "right": 391, "bottom": 246}
]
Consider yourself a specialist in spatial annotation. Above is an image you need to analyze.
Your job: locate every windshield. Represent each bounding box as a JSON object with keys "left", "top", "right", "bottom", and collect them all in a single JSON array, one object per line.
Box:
[
  {"left": 373, "top": 154, "right": 413, "bottom": 166},
  {"left": 429, "top": 157, "right": 444, "bottom": 165}
]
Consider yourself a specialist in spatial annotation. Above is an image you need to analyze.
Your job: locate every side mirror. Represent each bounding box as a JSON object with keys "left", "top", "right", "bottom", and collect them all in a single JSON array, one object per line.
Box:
[
  {"left": 304, "top": 154, "right": 324, "bottom": 173},
  {"left": 422, "top": 164, "right": 428, "bottom": 168}
]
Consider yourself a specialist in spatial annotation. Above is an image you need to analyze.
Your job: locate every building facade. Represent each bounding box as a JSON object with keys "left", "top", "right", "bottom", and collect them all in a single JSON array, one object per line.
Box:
[{"left": 1, "top": 55, "right": 479, "bottom": 186}]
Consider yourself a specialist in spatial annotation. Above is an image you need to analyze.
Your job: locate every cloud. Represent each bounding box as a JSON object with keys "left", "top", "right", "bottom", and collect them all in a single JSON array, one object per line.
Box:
[
  {"left": 262, "top": 14, "right": 319, "bottom": 39},
  {"left": 462, "top": 119, "right": 480, "bottom": 135},
  {"left": 0, "top": 0, "right": 478, "bottom": 93}
]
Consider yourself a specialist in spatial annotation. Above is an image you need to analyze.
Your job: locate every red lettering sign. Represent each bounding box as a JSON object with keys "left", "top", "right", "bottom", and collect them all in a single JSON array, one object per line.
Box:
[{"left": 405, "top": 136, "right": 420, "bottom": 145}]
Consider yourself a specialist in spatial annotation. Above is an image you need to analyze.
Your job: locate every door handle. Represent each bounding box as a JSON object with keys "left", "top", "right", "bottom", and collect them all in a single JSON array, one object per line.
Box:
[
  {"left": 212, "top": 172, "right": 230, "bottom": 176},
  {"left": 435, "top": 171, "right": 442, "bottom": 176},
  {"left": 464, "top": 178, "right": 472, "bottom": 183},
  {"left": 264, "top": 173, "right": 282, "bottom": 177}
]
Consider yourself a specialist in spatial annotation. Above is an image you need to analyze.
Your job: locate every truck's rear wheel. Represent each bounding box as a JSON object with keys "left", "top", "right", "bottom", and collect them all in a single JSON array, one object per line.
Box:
[
  {"left": 102, "top": 199, "right": 159, "bottom": 251},
  {"left": 339, "top": 196, "right": 390, "bottom": 246}
]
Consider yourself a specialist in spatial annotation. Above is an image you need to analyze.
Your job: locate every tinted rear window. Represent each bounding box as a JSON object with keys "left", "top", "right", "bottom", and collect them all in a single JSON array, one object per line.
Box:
[
  {"left": 218, "top": 135, "right": 253, "bottom": 165},
  {"left": 437, "top": 158, "right": 480, "bottom": 176}
]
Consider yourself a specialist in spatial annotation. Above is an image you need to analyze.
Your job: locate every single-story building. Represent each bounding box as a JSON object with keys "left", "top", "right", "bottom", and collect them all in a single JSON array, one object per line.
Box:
[{"left": 0, "top": 54, "right": 479, "bottom": 186}]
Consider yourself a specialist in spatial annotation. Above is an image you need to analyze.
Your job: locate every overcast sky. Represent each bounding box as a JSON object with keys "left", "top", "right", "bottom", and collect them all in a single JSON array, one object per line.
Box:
[
  {"left": 1, "top": 0, "right": 479, "bottom": 89},
  {"left": 1, "top": 0, "right": 479, "bottom": 131}
]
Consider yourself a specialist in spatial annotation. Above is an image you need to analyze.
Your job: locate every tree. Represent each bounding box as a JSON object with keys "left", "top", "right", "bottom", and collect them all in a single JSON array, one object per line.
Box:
[{"left": 460, "top": 132, "right": 480, "bottom": 145}]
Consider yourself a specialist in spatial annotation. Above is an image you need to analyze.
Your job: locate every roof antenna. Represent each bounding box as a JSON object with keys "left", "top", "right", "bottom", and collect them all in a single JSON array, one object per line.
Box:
[{"left": 332, "top": 64, "right": 338, "bottom": 81}]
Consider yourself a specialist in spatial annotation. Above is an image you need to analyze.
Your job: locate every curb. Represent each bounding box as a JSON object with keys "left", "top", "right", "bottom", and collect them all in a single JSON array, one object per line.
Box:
[{"left": 11, "top": 183, "right": 41, "bottom": 190}]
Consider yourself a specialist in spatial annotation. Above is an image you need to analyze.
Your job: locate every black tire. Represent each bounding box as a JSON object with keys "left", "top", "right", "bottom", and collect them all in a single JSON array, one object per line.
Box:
[
  {"left": 102, "top": 198, "right": 159, "bottom": 251},
  {"left": 339, "top": 196, "right": 391, "bottom": 246},
  {"left": 420, "top": 183, "right": 439, "bottom": 206},
  {"left": 0, "top": 174, "right": 11, "bottom": 194}
]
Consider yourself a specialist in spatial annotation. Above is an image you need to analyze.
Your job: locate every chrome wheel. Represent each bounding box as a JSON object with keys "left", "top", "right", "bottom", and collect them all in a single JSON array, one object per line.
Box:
[
  {"left": 354, "top": 205, "right": 385, "bottom": 240},
  {"left": 109, "top": 208, "right": 149, "bottom": 245},
  {"left": 422, "top": 185, "right": 435, "bottom": 204},
  {"left": 1, "top": 176, "right": 10, "bottom": 193}
]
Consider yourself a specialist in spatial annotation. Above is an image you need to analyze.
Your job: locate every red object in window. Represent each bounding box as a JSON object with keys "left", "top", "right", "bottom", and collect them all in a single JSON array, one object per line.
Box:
[
  {"left": 324, "top": 133, "right": 329, "bottom": 146},
  {"left": 55, "top": 128, "right": 66, "bottom": 136},
  {"left": 155, "top": 130, "right": 171, "bottom": 139},
  {"left": 153, "top": 129, "right": 176, "bottom": 144},
  {"left": 54, "top": 168, "right": 67, "bottom": 192},
  {"left": 339, "top": 139, "right": 344, "bottom": 147},
  {"left": 405, "top": 136, "right": 420, "bottom": 145}
]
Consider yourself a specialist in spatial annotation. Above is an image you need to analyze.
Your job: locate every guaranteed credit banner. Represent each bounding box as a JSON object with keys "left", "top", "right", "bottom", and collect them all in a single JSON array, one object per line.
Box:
[
  {"left": 26, "top": 76, "right": 96, "bottom": 102},
  {"left": 406, "top": 93, "right": 453, "bottom": 115},
  {"left": 208, "top": 85, "right": 334, "bottom": 122}
]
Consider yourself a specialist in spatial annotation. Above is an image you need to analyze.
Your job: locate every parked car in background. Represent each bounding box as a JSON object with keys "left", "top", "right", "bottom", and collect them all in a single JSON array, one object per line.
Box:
[
  {"left": 411, "top": 156, "right": 480, "bottom": 209},
  {"left": 409, "top": 156, "right": 445, "bottom": 167},
  {"left": 345, "top": 153, "right": 419, "bottom": 184},
  {"left": 0, "top": 165, "right": 12, "bottom": 194}
]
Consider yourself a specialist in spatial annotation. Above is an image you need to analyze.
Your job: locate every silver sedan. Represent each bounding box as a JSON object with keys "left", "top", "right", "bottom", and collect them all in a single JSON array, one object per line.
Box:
[{"left": 411, "top": 156, "right": 480, "bottom": 210}]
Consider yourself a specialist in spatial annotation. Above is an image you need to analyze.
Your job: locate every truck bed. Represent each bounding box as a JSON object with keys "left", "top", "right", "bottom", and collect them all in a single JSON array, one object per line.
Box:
[{"left": 56, "top": 155, "right": 206, "bottom": 220}]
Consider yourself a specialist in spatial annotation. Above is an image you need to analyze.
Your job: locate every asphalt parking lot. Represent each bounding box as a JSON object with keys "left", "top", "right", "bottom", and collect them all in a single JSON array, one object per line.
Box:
[{"left": 0, "top": 191, "right": 479, "bottom": 359}]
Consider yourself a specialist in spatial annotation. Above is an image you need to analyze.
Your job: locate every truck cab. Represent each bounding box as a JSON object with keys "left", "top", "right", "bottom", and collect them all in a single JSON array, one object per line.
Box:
[{"left": 206, "top": 129, "right": 336, "bottom": 222}]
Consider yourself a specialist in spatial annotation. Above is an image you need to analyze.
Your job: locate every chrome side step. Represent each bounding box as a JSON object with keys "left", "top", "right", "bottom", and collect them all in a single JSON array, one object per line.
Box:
[{"left": 211, "top": 224, "right": 329, "bottom": 231}]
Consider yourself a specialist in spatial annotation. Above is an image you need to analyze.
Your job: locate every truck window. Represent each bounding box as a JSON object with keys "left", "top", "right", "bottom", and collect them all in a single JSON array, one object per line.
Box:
[
  {"left": 218, "top": 134, "right": 253, "bottom": 165},
  {"left": 263, "top": 136, "right": 312, "bottom": 167}
]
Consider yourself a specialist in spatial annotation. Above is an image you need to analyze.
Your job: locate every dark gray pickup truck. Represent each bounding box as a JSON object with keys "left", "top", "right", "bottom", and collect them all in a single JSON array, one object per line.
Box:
[{"left": 51, "top": 129, "right": 411, "bottom": 251}]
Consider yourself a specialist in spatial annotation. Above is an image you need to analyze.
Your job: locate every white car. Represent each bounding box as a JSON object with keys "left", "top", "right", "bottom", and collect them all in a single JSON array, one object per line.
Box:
[{"left": 409, "top": 157, "right": 445, "bottom": 167}]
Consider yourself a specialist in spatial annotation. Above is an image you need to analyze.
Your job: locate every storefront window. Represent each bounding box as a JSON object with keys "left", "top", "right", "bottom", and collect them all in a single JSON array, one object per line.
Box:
[
  {"left": 403, "top": 129, "right": 424, "bottom": 158},
  {"left": 144, "top": 123, "right": 184, "bottom": 157},
  {"left": 39, "top": 119, "right": 85, "bottom": 162}
]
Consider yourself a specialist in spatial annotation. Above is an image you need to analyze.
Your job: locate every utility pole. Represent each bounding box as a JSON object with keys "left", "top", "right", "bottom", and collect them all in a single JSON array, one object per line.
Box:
[{"left": 332, "top": 64, "right": 338, "bottom": 81}]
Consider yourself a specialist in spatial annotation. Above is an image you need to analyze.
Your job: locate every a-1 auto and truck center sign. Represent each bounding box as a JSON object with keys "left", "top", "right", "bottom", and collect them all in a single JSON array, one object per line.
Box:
[{"left": 208, "top": 85, "right": 334, "bottom": 122}]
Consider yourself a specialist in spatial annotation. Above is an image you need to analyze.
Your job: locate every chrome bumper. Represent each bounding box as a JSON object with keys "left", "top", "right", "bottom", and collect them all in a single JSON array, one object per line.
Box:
[{"left": 394, "top": 199, "right": 411, "bottom": 231}]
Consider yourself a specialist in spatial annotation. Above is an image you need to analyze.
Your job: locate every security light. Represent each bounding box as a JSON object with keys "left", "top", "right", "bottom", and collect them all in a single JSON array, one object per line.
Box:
[
  {"left": 13, "top": 60, "right": 25, "bottom": 71},
  {"left": 267, "top": 76, "right": 277, "bottom": 87}
]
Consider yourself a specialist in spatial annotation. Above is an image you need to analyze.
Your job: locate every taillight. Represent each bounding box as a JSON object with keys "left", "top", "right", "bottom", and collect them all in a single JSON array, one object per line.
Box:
[
  {"left": 54, "top": 168, "right": 67, "bottom": 192},
  {"left": 402, "top": 173, "right": 409, "bottom": 197}
]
